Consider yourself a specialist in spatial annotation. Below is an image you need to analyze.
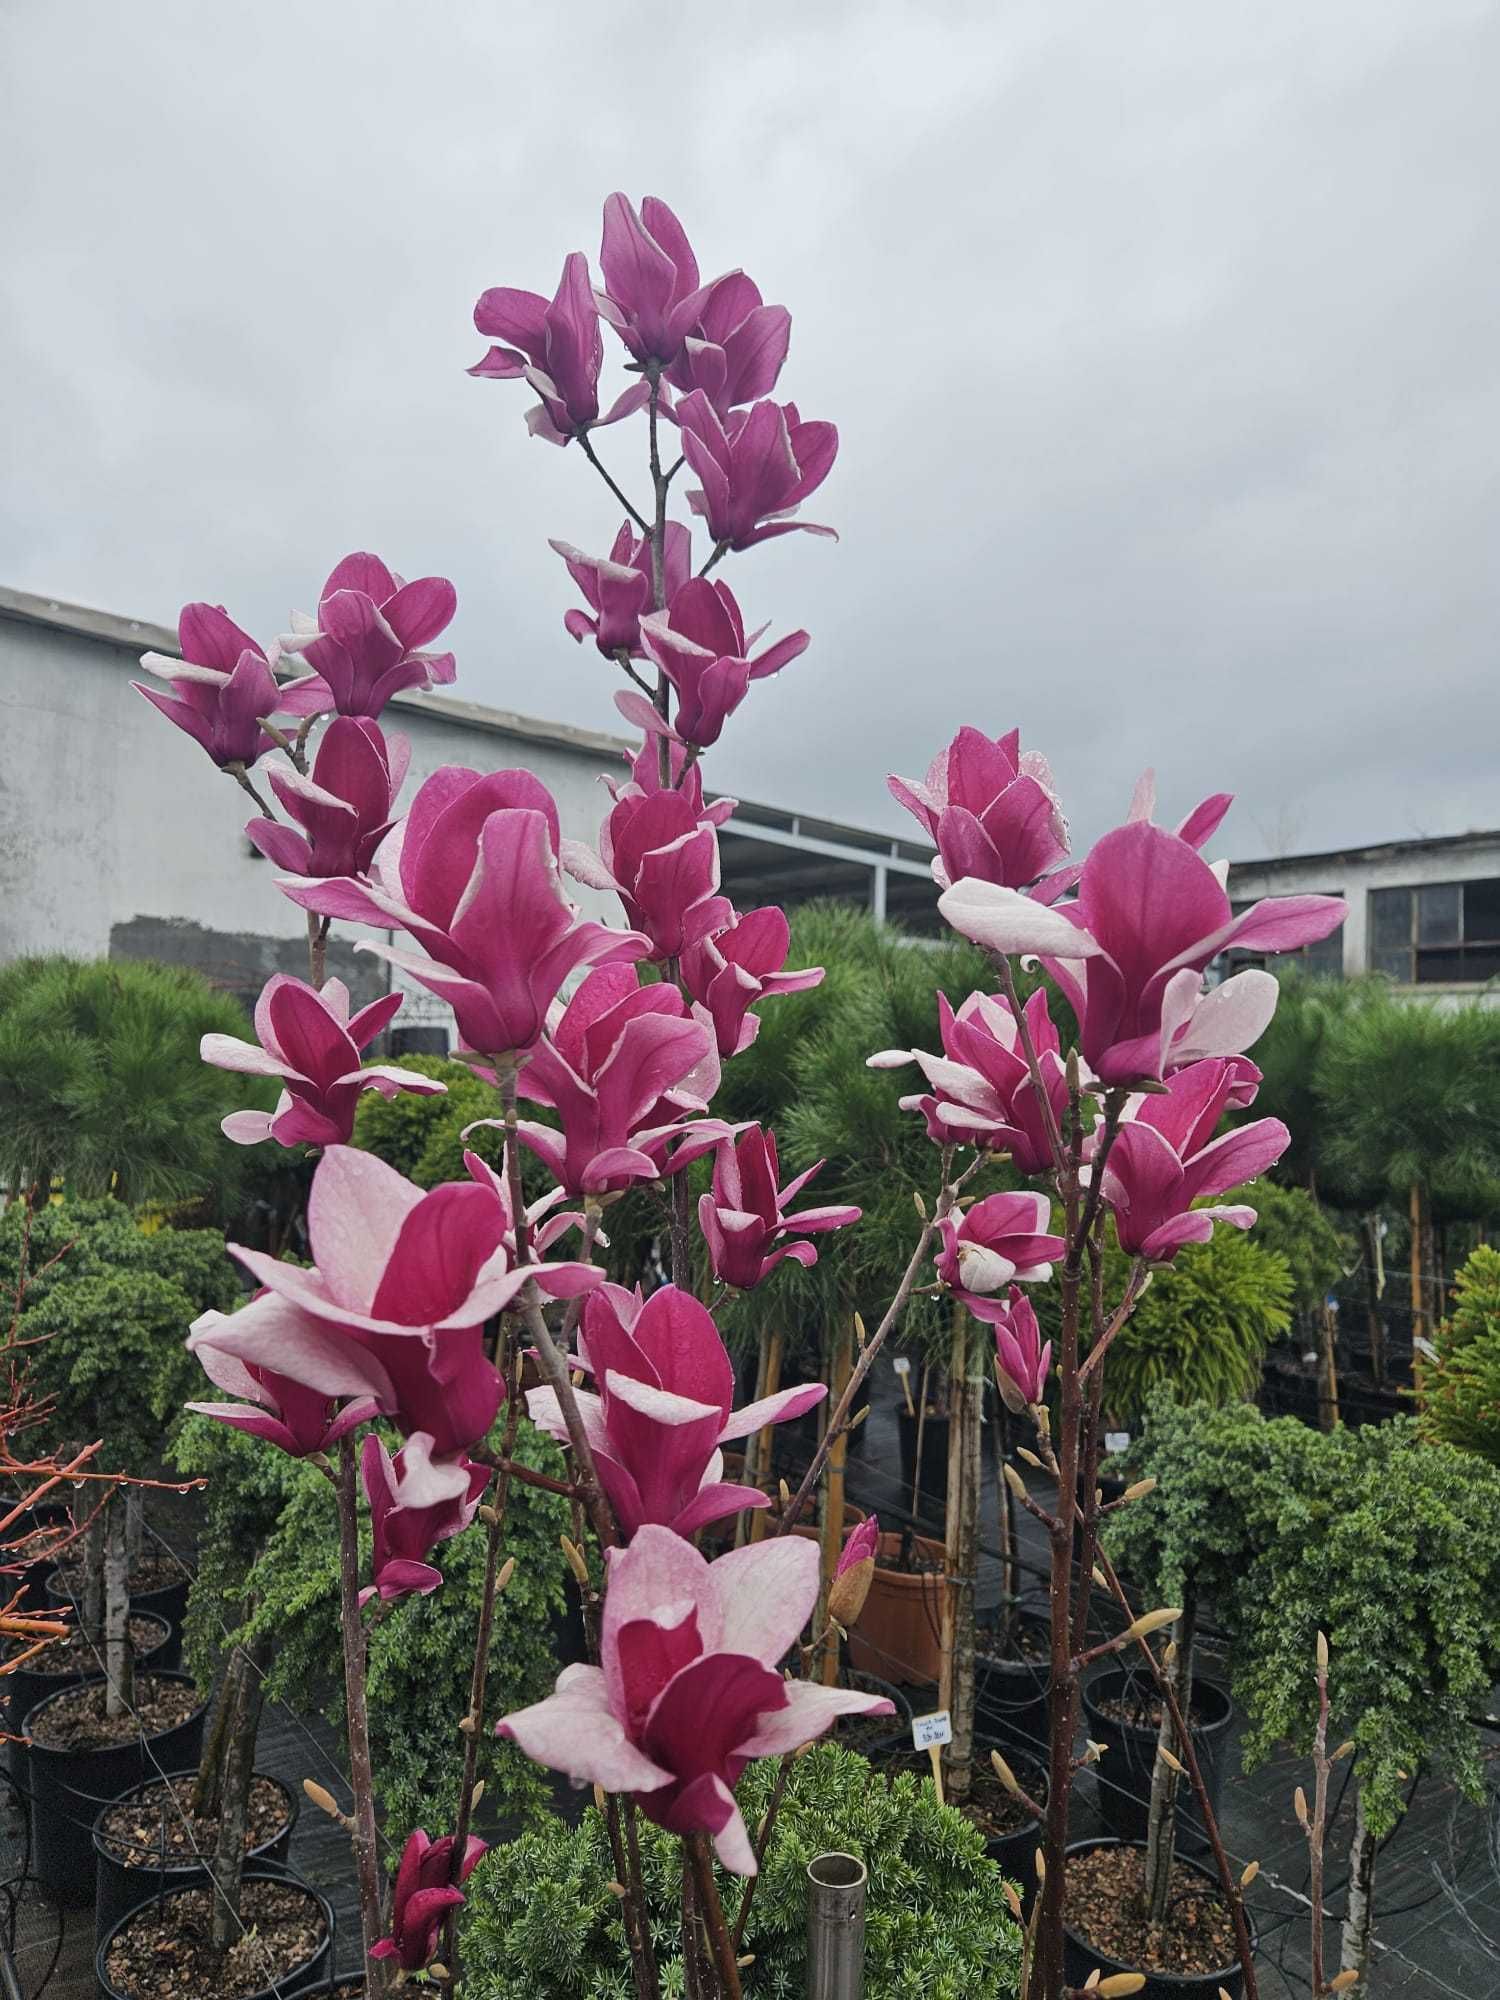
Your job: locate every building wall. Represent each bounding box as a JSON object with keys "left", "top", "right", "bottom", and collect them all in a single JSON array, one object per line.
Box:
[
  {"left": 1229, "top": 837, "right": 1500, "bottom": 1004},
  {"left": 0, "top": 606, "right": 631, "bottom": 1022}
]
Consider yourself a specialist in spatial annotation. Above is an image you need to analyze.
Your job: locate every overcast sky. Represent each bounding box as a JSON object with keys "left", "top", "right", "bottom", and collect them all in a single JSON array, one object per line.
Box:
[{"left": 4, "top": 0, "right": 1497, "bottom": 857}]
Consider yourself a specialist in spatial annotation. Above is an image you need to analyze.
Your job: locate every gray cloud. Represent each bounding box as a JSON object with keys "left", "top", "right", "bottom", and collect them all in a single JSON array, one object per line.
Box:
[{"left": 3, "top": 0, "right": 1496, "bottom": 857}]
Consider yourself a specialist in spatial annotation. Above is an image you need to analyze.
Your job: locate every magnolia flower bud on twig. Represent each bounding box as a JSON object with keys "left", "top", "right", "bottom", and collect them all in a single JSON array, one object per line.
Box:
[
  {"left": 1240, "top": 1860, "right": 1260, "bottom": 1888},
  {"left": 496, "top": 1555, "right": 516, "bottom": 1592},
  {"left": 1018, "top": 1447, "right": 1043, "bottom": 1469},
  {"left": 1122, "top": 1478, "right": 1156, "bottom": 1504},
  {"left": 560, "top": 1536, "right": 590, "bottom": 1588},
  {"left": 1120, "top": 1606, "right": 1181, "bottom": 1646},
  {"left": 1003, "top": 1464, "right": 1028, "bottom": 1502},
  {"left": 1327, "top": 1972, "right": 1359, "bottom": 1992},
  {"left": 1095, "top": 1975, "right": 1147, "bottom": 1996},
  {"left": 1316, "top": 1630, "right": 1329, "bottom": 1671},
  {"left": 913, "top": 1191, "right": 927, "bottom": 1219},
  {"left": 303, "top": 1779, "right": 344, "bottom": 1822},
  {"left": 1294, "top": 1785, "right": 1309, "bottom": 1828},
  {"left": 1157, "top": 1745, "right": 1186, "bottom": 1777}
]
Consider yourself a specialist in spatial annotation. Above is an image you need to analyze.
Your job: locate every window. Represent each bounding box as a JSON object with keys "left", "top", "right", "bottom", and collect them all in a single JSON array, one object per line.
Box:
[
  {"left": 1368, "top": 879, "right": 1500, "bottom": 984},
  {"left": 1220, "top": 893, "right": 1344, "bottom": 979}
]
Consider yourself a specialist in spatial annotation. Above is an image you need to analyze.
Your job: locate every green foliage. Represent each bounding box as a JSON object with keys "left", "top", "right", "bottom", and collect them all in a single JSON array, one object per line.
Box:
[
  {"left": 0, "top": 955, "right": 269, "bottom": 1212},
  {"left": 179, "top": 1415, "right": 569, "bottom": 1836},
  {"left": 1238, "top": 1179, "right": 1348, "bottom": 1317},
  {"left": 24, "top": 1267, "right": 204, "bottom": 1470},
  {"left": 1244, "top": 969, "right": 1387, "bottom": 1196},
  {"left": 1108, "top": 1397, "right": 1500, "bottom": 1839},
  {"left": 1313, "top": 994, "right": 1500, "bottom": 1222},
  {"left": 1419, "top": 1243, "right": 1500, "bottom": 1465},
  {"left": 352, "top": 1057, "right": 508, "bottom": 1187},
  {"left": 459, "top": 1742, "right": 1022, "bottom": 2000}
]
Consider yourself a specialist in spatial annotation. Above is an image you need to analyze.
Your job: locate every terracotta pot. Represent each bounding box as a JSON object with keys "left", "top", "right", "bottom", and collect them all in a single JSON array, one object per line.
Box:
[{"left": 846, "top": 1531, "right": 948, "bottom": 1687}]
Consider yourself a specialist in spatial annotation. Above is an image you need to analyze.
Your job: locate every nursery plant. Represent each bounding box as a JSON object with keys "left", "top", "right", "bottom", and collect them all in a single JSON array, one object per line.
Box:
[
  {"left": 131, "top": 187, "right": 1352, "bottom": 2000},
  {"left": 1417, "top": 1240, "right": 1500, "bottom": 1465}
]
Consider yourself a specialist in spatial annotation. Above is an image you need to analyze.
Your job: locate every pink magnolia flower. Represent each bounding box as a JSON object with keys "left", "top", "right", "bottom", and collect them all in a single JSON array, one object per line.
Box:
[
  {"left": 526, "top": 1284, "right": 826, "bottom": 1539},
  {"left": 370, "top": 1828, "right": 487, "bottom": 1972},
  {"left": 889, "top": 728, "right": 1069, "bottom": 894},
  {"left": 484, "top": 964, "right": 723, "bottom": 1200},
  {"left": 1097, "top": 1057, "right": 1289, "bottom": 1261},
  {"left": 201, "top": 976, "right": 444, "bottom": 1149},
  {"left": 868, "top": 985, "right": 1069, "bottom": 1174},
  {"left": 618, "top": 577, "right": 808, "bottom": 750},
  {"left": 551, "top": 520, "right": 692, "bottom": 657},
  {"left": 594, "top": 194, "right": 727, "bottom": 368},
  {"left": 681, "top": 905, "right": 824, "bottom": 1059},
  {"left": 971, "top": 1287, "right": 1053, "bottom": 1411},
  {"left": 360, "top": 1432, "right": 489, "bottom": 1604},
  {"left": 827, "top": 1512, "right": 879, "bottom": 1627},
  {"left": 676, "top": 392, "right": 838, "bottom": 551},
  {"left": 185, "top": 1304, "right": 385, "bottom": 1457},
  {"left": 938, "top": 820, "right": 1345, "bottom": 1085},
  {"left": 563, "top": 775, "right": 729, "bottom": 963},
  {"left": 934, "top": 1191, "right": 1065, "bottom": 1292},
  {"left": 206, "top": 1147, "right": 602, "bottom": 1456},
  {"left": 133, "top": 605, "right": 287, "bottom": 769},
  {"left": 836, "top": 1514, "right": 879, "bottom": 1577},
  {"left": 664, "top": 271, "right": 792, "bottom": 418},
  {"left": 471, "top": 250, "right": 649, "bottom": 445},
  {"left": 284, "top": 766, "right": 650, "bottom": 1058},
  {"left": 277, "top": 553, "right": 458, "bottom": 719},
  {"left": 498, "top": 1526, "right": 893, "bottom": 1872},
  {"left": 699, "top": 1127, "right": 860, "bottom": 1291},
  {"left": 246, "top": 717, "right": 408, "bottom": 878}
]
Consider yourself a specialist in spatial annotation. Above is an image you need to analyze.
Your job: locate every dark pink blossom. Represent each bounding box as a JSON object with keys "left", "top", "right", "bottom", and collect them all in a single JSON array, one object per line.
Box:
[
  {"left": 939, "top": 820, "right": 1345, "bottom": 1085},
  {"left": 133, "top": 605, "right": 287, "bottom": 768},
  {"left": 934, "top": 1191, "right": 1064, "bottom": 1292},
  {"left": 204, "top": 1147, "right": 603, "bottom": 1456},
  {"left": 201, "top": 976, "right": 445, "bottom": 1149},
  {"left": 1098, "top": 1058, "right": 1289, "bottom": 1261},
  {"left": 370, "top": 1827, "right": 487, "bottom": 1972},
  {"left": 551, "top": 520, "right": 692, "bottom": 657},
  {"left": 868, "top": 986, "right": 1068, "bottom": 1173},
  {"left": 699, "top": 1127, "right": 860, "bottom": 1291},
  {"left": 360, "top": 1432, "right": 489, "bottom": 1604},
  {"left": 594, "top": 194, "right": 726, "bottom": 368},
  {"left": 471, "top": 250, "right": 649, "bottom": 445},
  {"left": 246, "top": 717, "right": 407, "bottom": 879},
  {"left": 185, "top": 1304, "right": 385, "bottom": 1458},
  {"left": 835, "top": 1514, "right": 879, "bottom": 1578},
  {"left": 681, "top": 906, "right": 824, "bottom": 1059},
  {"left": 285, "top": 766, "right": 650, "bottom": 1058},
  {"left": 562, "top": 776, "right": 729, "bottom": 963},
  {"left": 526, "top": 1285, "right": 825, "bottom": 1540},
  {"left": 970, "top": 1287, "right": 1053, "bottom": 1411},
  {"left": 889, "top": 727, "right": 1068, "bottom": 894},
  {"left": 472, "top": 964, "right": 724, "bottom": 1200},
  {"left": 617, "top": 577, "right": 807, "bottom": 750},
  {"left": 277, "top": 553, "right": 458, "bottom": 719},
  {"left": 498, "top": 1527, "right": 892, "bottom": 1871},
  {"left": 676, "top": 392, "right": 838, "bottom": 551},
  {"left": 664, "top": 271, "right": 792, "bottom": 417}
]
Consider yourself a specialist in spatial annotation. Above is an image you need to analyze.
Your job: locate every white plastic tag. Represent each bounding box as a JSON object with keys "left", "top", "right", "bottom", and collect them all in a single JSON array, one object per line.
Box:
[
  {"left": 912, "top": 1709, "right": 952, "bottom": 1750},
  {"left": 1105, "top": 1431, "right": 1130, "bottom": 1454},
  {"left": 893, "top": 1357, "right": 912, "bottom": 1375}
]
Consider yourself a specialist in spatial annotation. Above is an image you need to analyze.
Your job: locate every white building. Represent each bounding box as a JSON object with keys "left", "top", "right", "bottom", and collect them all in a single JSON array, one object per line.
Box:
[{"left": 0, "top": 585, "right": 938, "bottom": 1044}]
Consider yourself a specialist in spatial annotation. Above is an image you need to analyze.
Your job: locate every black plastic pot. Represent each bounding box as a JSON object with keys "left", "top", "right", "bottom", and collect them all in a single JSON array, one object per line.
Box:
[
  {"left": 95, "top": 1861, "right": 334, "bottom": 2000},
  {"left": 4, "top": 1612, "right": 169, "bottom": 1781},
  {"left": 974, "top": 1609, "right": 1051, "bottom": 1751},
  {"left": 896, "top": 1408, "right": 950, "bottom": 1522},
  {"left": 49, "top": 1567, "right": 190, "bottom": 1672},
  {"left": 1061, "top": 1838, "right": 1255, "bottom": 2000},
  {"left": 1081, "top": 1667, "right": 1233, "bottom": 1854},
  {"left": 23, "top": 1670, "right": 207, "bottom": 1905},
  {"left": 93, "top": 1770, "right": 299, "bottom": 1944},
  {"left": 837, "top": 1670, "right": 912, "bottom": 1761}
]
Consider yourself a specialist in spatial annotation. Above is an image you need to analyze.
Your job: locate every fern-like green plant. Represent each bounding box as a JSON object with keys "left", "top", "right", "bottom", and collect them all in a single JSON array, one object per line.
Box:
[
  {"left": 459, "top": 1742, "right": 1022, "bottom": 2000},
  {"left": 1418, "top": 1242, "right": 1500, "bottom": 1464}
]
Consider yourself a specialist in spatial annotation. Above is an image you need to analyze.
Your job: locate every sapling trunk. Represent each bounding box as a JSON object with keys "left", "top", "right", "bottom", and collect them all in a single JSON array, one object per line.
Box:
[
  {"left": 1144, "top": 1592, "right": 1198, "bottom": 1925},
  {"left": 103, "top": 1499, "right": 132, "bottom": 1717},
  {"left": 1340, "top": 1785, "right": 1377, "bottom": 1987},
  {"left": 910, "top": 1358, "right": 931, "bottom": 1517},
  {"left": 816, "top": 1318, "right": 853, "bottom": 1685},
  {"left": 209, "top": 1640, "right": 269, "bottom": 1953},
  {"left": 125, "top": 1485, "right": 144, "bottom": 1564},
  {"left": 81, "top": 1509, "right": 106, "bottom": 1648},
  {"left": 189, "top": 1661, "right": 236, "bottom": 1819},
  {"left": 940, "top": 1311, "right": 981, "bottom": 1803}
]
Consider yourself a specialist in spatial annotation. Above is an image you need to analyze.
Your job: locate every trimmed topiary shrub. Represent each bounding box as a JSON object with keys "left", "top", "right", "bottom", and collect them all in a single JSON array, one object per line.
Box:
[{"left": 459, "top": 1741, "right": 1023, "bottom": 2000}]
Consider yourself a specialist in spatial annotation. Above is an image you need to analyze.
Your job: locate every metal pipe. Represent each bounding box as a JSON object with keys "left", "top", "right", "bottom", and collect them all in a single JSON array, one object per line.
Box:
[{"left": 806, "top": 1850, "right": 867, "bottom": 2000}]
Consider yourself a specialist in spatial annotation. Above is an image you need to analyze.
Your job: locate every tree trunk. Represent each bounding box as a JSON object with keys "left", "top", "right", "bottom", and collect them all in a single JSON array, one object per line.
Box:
[
  {"left": 81, "top": 1510, "right": 106, "bottom": 1648},
  {"left": 210, "top": 1641, "right": 270, "bottom": 1953},
  {"left": 1363, "top": 1215, "right": 1386, "bottom": 1389},
  {"left": 1144, "top": 1593, "right": 1197, "bottom": 1924},
  {"left": 1340, "top": 1785, "right": 1377, "bottom": 1987},
  {"left": 125, "top": 1487, "right": 144, "bottom": 1565},
  {"left": 940, "top": 1312, "right": 981, "bottom": 1804},
  {"left": 103, "top": 1501, "right": 133, "bottom": 1718},
  {"left": 1316, "top": 1301, "right": 1340, "bottom": 1431},
  {"left": 816, "top": 1320, "right": 853, "bottom": 1685},
  {"left": 190, "top": 1662, "right": 237, "bottom": 1819}
]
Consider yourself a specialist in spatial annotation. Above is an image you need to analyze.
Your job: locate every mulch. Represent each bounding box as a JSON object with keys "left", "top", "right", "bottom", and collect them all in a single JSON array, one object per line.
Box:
[
  {"left": 28, "top": 1673, "right": 199, "bottom": 1751},
  {"left": 52, "top": 1552, "right": 184, "bottom": 1598},
  {"left": 102, "top": 1878, "right": 326, "bottom": 1999},
  {"left": 97, "top": 1774, "right": 291, "bottom": 1868},
  {"left": 1066, "top": 1842, "right": 1236, "bottom": 1978}
]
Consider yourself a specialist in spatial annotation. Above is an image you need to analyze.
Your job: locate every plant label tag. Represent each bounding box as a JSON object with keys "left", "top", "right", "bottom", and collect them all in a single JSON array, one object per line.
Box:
[
  {"left": 1105, "top": 1431, "right": 1130, "bottom": 1454},
  {"left": 893, "top": 1357, "right": 911, "bottom": 1375},
  {"left": 912, "top": 1709, "right": 952, "bottom": 1750}
]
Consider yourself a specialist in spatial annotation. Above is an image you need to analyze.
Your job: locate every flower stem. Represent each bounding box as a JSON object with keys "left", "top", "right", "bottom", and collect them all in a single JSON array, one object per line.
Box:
[
  {"left": 578, "top": 431, "right": 649, "bottom": 532},
  {"left": 684, "top": 1832, "right": 742, "bottom": 2000}
]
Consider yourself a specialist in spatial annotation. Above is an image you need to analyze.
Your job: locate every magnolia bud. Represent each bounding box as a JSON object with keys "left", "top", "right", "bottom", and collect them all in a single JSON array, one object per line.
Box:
[
  {"left": 1003, "top": 1881, "right": 1023, "bottom": 1921},
  {"left": 990, "top": 1749, "right": 1023, "bottom": 1798},
  {"left": 469, "top": 1780, "right": 485, "bottom": 1811},
  {"left": 854, "top": 1311, "right": 868, "bottom": 1348},
  {"left": 779, "top": 1479, "right": 791, "bottom": 1510},
  {"left": 593, "top": 1783, "right": 607, "bottom": 1811},
  {"left": 303, "top": 1779, "right": 342, "bottom": 1820},
  {"left": 606, "top": 1881, "right": 626, "bottom": 1898},
  {"left": 827, "top": 1559, "right": 874, "bottom": 1630},
  {"left": 1294, "top": 1785, "right": 1309, "bottom": 1828},
  {"left": 1092, "top": 1566, "right": 1107, "bottom": 1589},
  {"left": 1034, "top": 1850, "right": 1046, "bottom": 1883},
  {"left": 1122, "top": 1478, "right": 1156, "bottom": 1504},
  {"left": 1018, "top": 1447, "right": 1043, "bottom": 1470},
  {"left": 1332, "top": 1740, "right": 1356, "bottom": 1762},
  {"left": 560, "top": 1536, "right": 590, "bottom": 1588},
  {"left": 1095, "top": 1976, "right": 1147, "bottom": 1997},
  {"left": 1316, "top": 1630, "right": 1330, "bottom": 1671},
  {"left": 1084, "top": 1973, "right": 1101, "bottom": 1991},
  {"left": 1240, "top": 1860, "right": 1260, "bottom": 1888},
  {"left": 496, "top": 1555, "right": 516, "bottom": 1593},
  {"left": 1157, "top": 1745, "right": 1186, "bottom": 1777},
  {"left": 479, "top": 1504, "right": 500, "bottom": 1526},
  {"left": 1120, "top": 1606, "right": 1182, "bottom": 1646},
  {"left": 1003, "top": 1464, "right": 1028, "bottom": 1502},
  {"left": 1328, "top": 1973, "right": 1360, "bottom": 1992}
]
